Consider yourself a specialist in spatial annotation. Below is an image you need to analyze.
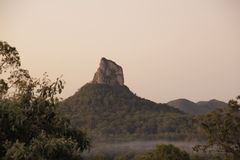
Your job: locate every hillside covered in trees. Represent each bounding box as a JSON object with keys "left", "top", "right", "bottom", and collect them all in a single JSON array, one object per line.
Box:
[
  {"left": 60, "top": 58, "right": 198, "bottom": 141},
  {"left": 60, "top": 83, "right": 198, "bottom": 141},
  {"left": 167, "top": 99, "right": 227, "bottom": 114}
]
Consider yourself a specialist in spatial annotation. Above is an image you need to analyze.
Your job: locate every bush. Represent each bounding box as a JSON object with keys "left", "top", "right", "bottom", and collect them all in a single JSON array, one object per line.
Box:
[
  {"left": 134, "top": 144, "right": 190, "bottom": 160},
  {"left": 0, "top": 41, "right": 90, "bottom": 159}
]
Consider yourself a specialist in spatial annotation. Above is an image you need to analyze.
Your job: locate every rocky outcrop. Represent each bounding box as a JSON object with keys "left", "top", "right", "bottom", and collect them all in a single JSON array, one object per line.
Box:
[{"left": 92, "top": 57, "right": 124, "bottom": 86}]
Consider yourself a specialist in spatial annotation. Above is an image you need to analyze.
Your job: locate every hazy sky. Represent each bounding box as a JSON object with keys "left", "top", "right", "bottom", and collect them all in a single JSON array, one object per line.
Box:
[{"left": 1, "top": 0, "right": 240, "bottom": 103}]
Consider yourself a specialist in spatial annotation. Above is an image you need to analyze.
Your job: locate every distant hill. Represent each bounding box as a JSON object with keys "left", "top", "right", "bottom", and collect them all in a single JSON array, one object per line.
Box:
[
  {"left": 59, "top": 58, "right": 196, "bottom": 141},
  {"left": 167, "top": 99, "right": 200, "bottom": 114},
  {"left": 167, "top": 99, "right": 227, "bottom": 114}
]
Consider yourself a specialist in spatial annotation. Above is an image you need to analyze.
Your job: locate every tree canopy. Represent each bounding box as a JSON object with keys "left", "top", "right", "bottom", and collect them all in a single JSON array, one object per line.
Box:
[
  {"left": 134, "top": 144, "right": 190, "bottom": 160},
  {"left": 194, "top": 96, "right": 240, "bottom": 160},
  {"left": 0, "top": 41, "right": 90, "bottom": 159}
]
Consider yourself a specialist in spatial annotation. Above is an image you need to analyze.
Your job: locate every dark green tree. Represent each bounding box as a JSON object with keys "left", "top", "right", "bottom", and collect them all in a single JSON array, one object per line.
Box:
[
  {"left": 134, "top": 144, "right": 190, "bottom": 160},
  {"left": 0, "top": 41, "right": 90, "bottom": 159},
  {"left": 194, "top": 96, "right": 240, "bottom": 160}
]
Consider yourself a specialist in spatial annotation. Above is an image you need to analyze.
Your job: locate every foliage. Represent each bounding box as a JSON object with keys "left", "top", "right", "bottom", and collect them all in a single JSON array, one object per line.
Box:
[
  {"left": 193, "top": 96, "right": 240, "bottom": 160},
  {"left": 134, "top": 144, "right": 190, "bottom": 160},
  {"left": 0, "top": 41, "right": 90, "bottom": 159},
  {"left": 84, "top": 144, "right": 193, "bottom": 160}
]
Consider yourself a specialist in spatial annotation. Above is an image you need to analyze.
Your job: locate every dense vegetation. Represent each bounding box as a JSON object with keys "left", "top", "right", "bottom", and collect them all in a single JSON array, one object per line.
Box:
[
  {"left": 60, "top": 83, "right": 199, "bottom": 141},
  {"left": 134, "top": 144, "right": 190, "bottom": 160},
  {"left": 84, "top": 143, "right": 222, "bottom": 160},
  {"left": 0, "top": 41, "right": 89, "bottom": 159},
  {"left": 194, "top": 96, "right": 240, "bottom": 160}
]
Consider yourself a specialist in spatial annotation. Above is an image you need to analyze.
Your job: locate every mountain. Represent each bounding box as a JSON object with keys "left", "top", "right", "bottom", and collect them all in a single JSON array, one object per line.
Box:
[
  {"left": 60, "top": 58, "right": 195, "bottom": 141},
  {"left": 196, "top": 99, "right": 227, "bottom": 113},
  {"left": 167, "top": 99, "right": 227, "bottom": 114},
  {"left": 167, "top": 99, "right": 200, "bottom": 114}
]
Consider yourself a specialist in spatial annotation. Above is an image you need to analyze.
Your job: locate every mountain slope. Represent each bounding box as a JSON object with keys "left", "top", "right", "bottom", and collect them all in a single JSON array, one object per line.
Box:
[
  {"left": 60, "top": 83, "right": 195, "bottom": 141},
  {"left": 167, "top": 99, "right": 199, "bottom": 114},
  {"left": 167, "top": 99, "right": 227, "bottom": 114},
  {"left": 196, "top": 99, "right": 227, "bottom": 113}
]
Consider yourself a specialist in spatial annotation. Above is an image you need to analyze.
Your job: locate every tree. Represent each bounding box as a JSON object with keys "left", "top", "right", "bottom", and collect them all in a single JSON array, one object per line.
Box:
[
  {"left": 134, "top": 144, "right": 190, "bottom": 160},
  {"left": 194, "top": 96, "right": 240, "bottom": 160},
  {"left": 0, "top": 41, "right": 90, "bottom": 159}
]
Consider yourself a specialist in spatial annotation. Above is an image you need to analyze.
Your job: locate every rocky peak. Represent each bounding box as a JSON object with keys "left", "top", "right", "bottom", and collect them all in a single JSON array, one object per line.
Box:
[{"left": 92, "top": 57, "right": 124, "bottom": 86}]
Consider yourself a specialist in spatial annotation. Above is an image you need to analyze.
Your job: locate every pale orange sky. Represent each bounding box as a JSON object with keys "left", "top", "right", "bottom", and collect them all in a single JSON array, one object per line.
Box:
[{"left": 1, "top": 0, "right": 240, "bottom": 103}]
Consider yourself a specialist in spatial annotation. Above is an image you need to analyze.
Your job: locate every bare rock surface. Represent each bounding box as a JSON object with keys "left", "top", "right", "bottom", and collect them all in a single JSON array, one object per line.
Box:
[{"left": 92, "top": 57, "right": 124, "bottom": 86}]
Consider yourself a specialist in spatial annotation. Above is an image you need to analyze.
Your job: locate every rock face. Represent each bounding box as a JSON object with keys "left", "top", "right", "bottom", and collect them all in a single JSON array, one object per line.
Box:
[{"left": 92, "top": 57, "right": 124, "bottom": 86}]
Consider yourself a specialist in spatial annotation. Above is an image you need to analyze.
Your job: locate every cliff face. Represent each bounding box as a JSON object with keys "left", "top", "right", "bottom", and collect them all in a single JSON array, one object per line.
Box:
[{"left": 92, "top": 57, "right": 124, "bottom": 86}]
